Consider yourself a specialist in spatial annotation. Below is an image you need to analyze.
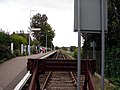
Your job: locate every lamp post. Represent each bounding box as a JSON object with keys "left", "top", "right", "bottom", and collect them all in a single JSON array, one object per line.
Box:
[
  {"left": 46, "top": 30, "right": 47, "bottom": 52},
  {"left": 51, "top": 40, "right": 52, "bottom": 51},
  {"left": 30, "top": 10, "right": 37, "bottom": 20},
  {"left": 28, "top": 27, "right": 31, "bottom": 56},
  {"left": 46, "top": 30, "right": 50, "bottom": 52},
  {"left": 28, "top": 10, "right": 37, "bottom": 55}
]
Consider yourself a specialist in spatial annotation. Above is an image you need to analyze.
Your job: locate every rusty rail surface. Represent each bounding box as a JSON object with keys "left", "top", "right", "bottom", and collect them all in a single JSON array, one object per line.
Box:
[
  {"left": 29, "top": 60, "right": 39, "bottom": 90},
  {"left": 88, "top": 60, "right": 95, "bottom": 90},
  {"left": 41, "top": 71, "right": 52, "bottom": 90},
  {"left": 27, "top": 51, "right": 96, "bottom": 90},
  {"left": 41, "top": 51, "right": 77, "bottom": 90},
  {"left": 83, "top": 60, "right": 95, "bottom": 90},
  {"left": 27, "top": 59, "right": 45, "bottom": 90},
  {"left": 70, "top": 71, "right": 77, "bottom": 85}
]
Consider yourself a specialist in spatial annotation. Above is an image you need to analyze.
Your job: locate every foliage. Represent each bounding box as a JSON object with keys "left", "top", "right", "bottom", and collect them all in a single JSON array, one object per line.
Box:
[
  {"left": 13, "top": 49, "right": 20, "bottom": 56},
  {"left": 106, "top": 0, "right": 120, "bottom": 48},
  {"left": 73, "top": 48, "right": 84, "bottom": 59},
  {"left": 0, "top": 32, "right": 14, "bottom": 62},
  {"left": 0, "top": 30, "right": 29, "bottom": 62},
  {"left": 81, "top": 0, "right": 120, "bottom": 87},
  {"left": 82, "top": 0, "right": 120, "bottom": 49},
  {"left": 30, "top": 13, "right": 55, "bottom": 48},
  {"left": 82, "top": 0, "right": 120, "bottom": 48},
  {"left": 61, "top": 47, "right": 68, "bottom": 51},
  {"left": 31, "top": 40, "right": 40, "bottom": 46},
  {"left": 23, "top": 51, "right": 28, "bottom": 56},
  {"left": 55, "top": 46, "right": 59, "bottom": 50},
  {"left": 11, "top": 34, "right": 27, "bottom": 49},
  {"left": 108, "top": 77, "right": 120, "bottom": 87},
  {"left": 105, "top": 48, "right": 120, "bottom": 78},
  {"left": 0, "top": 44, "right": 13, "bottom": 61},
  {"left": 0, "top": 31, "right": 25, "bottom": 62},
  {"left": 69, "top": 46, "right": 77, "bottom": 52},
  {"left": 18, "top": 31, "right": 29, "bottom": 43},
  {"left": 82, "top": 33, "right": 101, "bottom": 50},
  {"left": 0, "top": 31, "right": 11, "bottom": 46},
  {"left": 105, "top": 0, "right": 120, "bottom": 87},
  {"left": 74, "top": 48, "right": 78, "bottom": 59}
]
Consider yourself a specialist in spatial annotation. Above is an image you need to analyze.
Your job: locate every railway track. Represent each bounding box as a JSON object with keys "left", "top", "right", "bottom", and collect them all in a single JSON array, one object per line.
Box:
[
  {"left": 21, "top": 50, "right": 78, "bottom": 90},
  {"left": 22, "top": 50, "right": 96, "bottom": 90},
  {"left": 39, "top": 50, "right": 77, "bottom": 90},
  {"left": 18, "top": 51, "right": 57, "bottom": 90},
  {"left": 12, "top": 50, "right": 114, "bottom": 90},
  {"left": 40, "top": 71, "right": 77, "bottom": 90}
]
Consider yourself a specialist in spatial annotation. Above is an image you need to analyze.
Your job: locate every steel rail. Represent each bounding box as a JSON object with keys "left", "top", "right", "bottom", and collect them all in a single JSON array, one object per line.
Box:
[
  {"left": 26, "top": 50, "right": 96, "bottom": 90},
  {"left": 87, "top": 61, "right": 95, "bottom": 90},
  {"left": 42, "top": 51, "right": 77, "bottom": 90},
  {"left": 69, "top": 53, "right": 78, "bottom": 87},
  {"left": 29, "top": 60, "right": 39, "bottom": 90},
  {"left": 69, "top": 71, "right": 77, "bottom": 86},
  {"left": 41, "top": 71, "right": 52, "bottom": 90},
  {"left": 42, "top": 71, "right": 77, "bottom": 90},
  {"left": 53, "top": 51, "right": 58, "bottom": 59},
  {"left": 41, "top": 51, "right": 61, "bottom": 90},
  {"left": 62, "top": 53, "right": 66, "bottom": 60},
  {"left": 60, "top": 51, "right": 78, "bottom": 87},
  {"left": 83, "top": 60, "right": 95, "bottom": 90},
  {"left": 14, "top": 51, "right": 56, "bottom": 90}
]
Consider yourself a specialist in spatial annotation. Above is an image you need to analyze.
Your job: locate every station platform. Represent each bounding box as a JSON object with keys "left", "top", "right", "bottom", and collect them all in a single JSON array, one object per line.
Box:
[{"left": 0, "top": 51, "right": 53, "bottom": 90}]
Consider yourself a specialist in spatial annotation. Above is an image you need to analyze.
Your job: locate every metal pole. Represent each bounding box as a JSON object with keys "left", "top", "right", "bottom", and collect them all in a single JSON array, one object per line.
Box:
[
  {"left": 77, "top": 0, "right": 81, "bottom": 89},
  {"left": 93, "top": 41, "right": 96, "bottom": 59},
  {"left": 28, "top": 10, "right": 32, "bottom": 56},
  {"left": 46, "top": 31, "right": 47, "bottom": 52},
  {"left": 29, "top": 10, "right": 37, "bottom": 55},
  {"left": 101, "top": 0, "right": 105, "bottom": 89},
  {"left": 78, "top": 30, "right": 81, "bottom": 90},
  {"left": 28, "top": 29, "right": 31, "bottom": 55},
  {"left": 51, "top": 41, "right": 52, "bottom": 51}
]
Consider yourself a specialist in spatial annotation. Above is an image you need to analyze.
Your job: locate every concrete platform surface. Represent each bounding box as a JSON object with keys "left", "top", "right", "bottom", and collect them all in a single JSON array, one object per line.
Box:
[{"left": 0, "top": 51, "right": 53, "bottom": 90}]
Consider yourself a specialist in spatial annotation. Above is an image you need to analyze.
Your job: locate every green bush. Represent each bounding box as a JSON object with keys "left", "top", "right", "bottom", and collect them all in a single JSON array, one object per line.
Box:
[
  {"left": 105, "top": 48, "right": 120, "bottom": 78},
  {"left": 70, "top": 46, "right": 77, "bottom": 52},
  {"left": 108, "top": 78, "right": 120, "bottom": 88},
  {"left": 73, "top": 48, "right": 84, "bottom": 59},
  {"left": 23, "top": 51, "right": 28, "bottom": 56},
  {"left": 74, "top": 48, "right": 78, "bottom": 59},
  {"left": 13, "top": 49, "right": 20, "bottom": 56},
  {"left": 105, "top": 48, "right": 120, "bottom": 87},
  {"left": 0, "top": 44, "right": 12, "bottom": 61}
]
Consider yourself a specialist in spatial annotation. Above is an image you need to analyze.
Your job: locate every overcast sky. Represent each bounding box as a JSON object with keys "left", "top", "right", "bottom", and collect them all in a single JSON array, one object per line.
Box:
[{"left": 0, "top": 0, "right": 83, "bottom": 47}]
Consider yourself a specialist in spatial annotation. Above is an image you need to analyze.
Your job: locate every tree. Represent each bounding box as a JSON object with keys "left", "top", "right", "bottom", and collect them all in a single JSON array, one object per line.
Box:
[
  {"left": 61, "top": 47, "right": 68, "bottom": 51},
  {"left": 82, "top": 0, "right": 120, "bottom": 87},
  {"left": 82, "top": 0, "right": 120, "bottom": 56},
  {"left": 106, "top": 0, "right": 120, "bottom": 48},
  {"left": 0, "top": 31, "right": 12, "bottom": 61},
  {"left": 82, "top": 0, "right": 120, "bottom": 48},
  {"left": 30, "top": 13, "right": 55, "bottom": 48},
  {"left": 11, "top": 34, "right": 27, "bottom": 49},
  {"left": 31, "top": 39, "right": 40, "bottom": 46},
  {"left": 0, "top": 31, "right": 11, "bottom": 46},
  {"left": 69, "top": 46, "right": 77, "bottom": 52},
  {"left": 0, "top": 45, "right": 12, "bottom": 60},
  {"left": 55, "top": 46, "right": 59, "bottom": 50}
]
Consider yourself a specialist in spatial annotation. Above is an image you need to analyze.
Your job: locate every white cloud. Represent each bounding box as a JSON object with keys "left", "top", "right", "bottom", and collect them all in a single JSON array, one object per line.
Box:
[
  {"left": 0, "top": 1, "right": 30, "bottom": 32},
  {"left": 0, "top": 0, "right": 79, "bottom": 47},
  {"left": 36, "top": 0, "right": 73, "bottom": 9},
  {"left": 34, "top": 6, "right": 77, "bottom": 47}
]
